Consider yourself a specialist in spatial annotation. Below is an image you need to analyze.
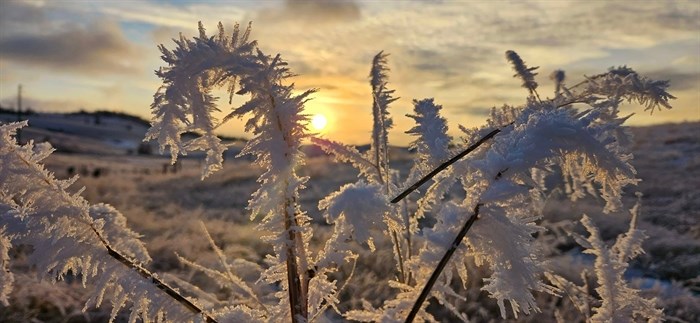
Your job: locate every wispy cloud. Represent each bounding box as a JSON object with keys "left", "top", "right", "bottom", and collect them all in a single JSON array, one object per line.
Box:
[
  {"left": 0, "top": 1, "right": 48, "bottom": 35},
  {"left": 0, "top": 21, "right": 139, "bottom": 74},
  {"left": 257, "top": 0, "right": 361, "bottom": 25}
]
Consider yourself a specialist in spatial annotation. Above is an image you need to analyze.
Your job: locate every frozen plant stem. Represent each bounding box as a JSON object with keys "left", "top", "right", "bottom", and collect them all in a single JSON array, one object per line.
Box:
[
  {"left": 284, "top": 201, "right": 307, "bottom": 323},
  {"left": 392, "top": 229, "right": 407, "bottom": 283},
  {"left": 90, "top": 227, "right": 219, "bottom": 323},
  {"left": 391, "top": 127, "right": 502, "bottom": 204},
  {"left": 402, "top": 199, "right": 413, "bottom": 259},
  {"left": 274, "top": 86, "right": 309, "bottom": 322},
  {"left": 404, "top": 204, "right": 482, "bottom": 323}
]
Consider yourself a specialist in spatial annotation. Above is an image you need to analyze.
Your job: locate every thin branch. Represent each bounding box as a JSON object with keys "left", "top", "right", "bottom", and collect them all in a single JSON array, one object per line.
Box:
[
  {"left": 199, "top": 221, "right": 268, "bottom": 312},
  {"left": 392, "top": 230, "right": 407, "bottom": 283},
  {"left": 309, "top": 256, "right": 358, "bottom": 323},
  {"left": 284, "top": 209, "right": 306, "bottom": 323},
  {"left": 404, "top": 204, "right": 482, "bottom": 323},
  {"left": 90, "top": 227, "right": 219, "bottom": 323},
  {"left": 402, "top": 198, "right": 413, "bottom": 261},
  {"left": 533, "top": 89, "right": 542, "bottom": 104},
  {"left": 556, "top": 100, "right": 589, "bottom": 108},
  {"left": 391, "top": 128, "right": 502, "bottom": 204}
]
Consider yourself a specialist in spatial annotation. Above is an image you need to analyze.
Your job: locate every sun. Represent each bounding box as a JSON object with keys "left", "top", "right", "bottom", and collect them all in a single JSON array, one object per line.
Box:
[{"left": 310, "top": 114, "right": 328, "bottom": 131}]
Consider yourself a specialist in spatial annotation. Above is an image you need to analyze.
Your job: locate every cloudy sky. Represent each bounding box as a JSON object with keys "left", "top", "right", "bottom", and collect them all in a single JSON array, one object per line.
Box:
[{"left": 0, "top": 0, "right": 698, "bottom": 145}]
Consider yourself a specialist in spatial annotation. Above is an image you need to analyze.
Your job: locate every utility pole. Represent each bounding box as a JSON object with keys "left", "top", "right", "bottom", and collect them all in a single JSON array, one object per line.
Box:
[{"left": 16, "top": 84, "right": 22, "bottom": 143}]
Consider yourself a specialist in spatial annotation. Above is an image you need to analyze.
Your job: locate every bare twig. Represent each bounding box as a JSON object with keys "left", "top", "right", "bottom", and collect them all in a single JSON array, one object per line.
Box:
[
  {"left": 90, "top": 227, "right": 219, "bottom": 323},
  {"left": 391, "top": 128, "right": 502, "bottom": 204},
  {"left": 404, "top": 204, "right": 482, "bottom": 323}
]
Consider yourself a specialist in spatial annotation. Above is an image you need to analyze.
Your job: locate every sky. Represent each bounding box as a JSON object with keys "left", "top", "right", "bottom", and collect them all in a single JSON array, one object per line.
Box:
[{"left": 0, "top": 0, "right": 698, "bottom": 145}]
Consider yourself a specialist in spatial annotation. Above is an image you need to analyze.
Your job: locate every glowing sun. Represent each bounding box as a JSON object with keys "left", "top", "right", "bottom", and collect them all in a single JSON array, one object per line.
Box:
[{"left": 310, "top": 114, "right": 328, "bottom": 131}]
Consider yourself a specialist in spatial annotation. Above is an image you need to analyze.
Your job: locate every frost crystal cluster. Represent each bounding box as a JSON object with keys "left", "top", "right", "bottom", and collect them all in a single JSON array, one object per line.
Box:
[{"left": 0, "top": 22, "right": 675, "bottom": 323}]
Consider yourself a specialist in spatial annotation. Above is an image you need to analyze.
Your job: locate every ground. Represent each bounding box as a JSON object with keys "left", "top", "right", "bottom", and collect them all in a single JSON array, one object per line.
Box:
[{"left": 1, "top": 121, "right": 699, "bottom": 322}]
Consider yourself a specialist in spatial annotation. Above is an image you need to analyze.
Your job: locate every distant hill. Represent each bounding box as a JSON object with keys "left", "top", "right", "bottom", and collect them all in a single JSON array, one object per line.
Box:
[
  {"left": 1, "top": 110, "right": 155, "bottom": 155},
  {"left": 67, "top": 110, "right": 152, "bottom": 128},
  {"left": 0, "top": 110, "right": 248, "bottom": 156},
  {"left": 0, "top": 109, "right": 410, "bottom": 159},
  {"left": 10, "top": 110, "right": 689, "bottom": 163}
]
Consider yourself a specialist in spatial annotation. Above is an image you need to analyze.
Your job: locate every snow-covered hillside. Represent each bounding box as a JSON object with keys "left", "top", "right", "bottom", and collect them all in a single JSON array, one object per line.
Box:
[
  {"left": 0, "top": 112, "right": 151, "bottom": 155},
  {"left": 0, "top": 111, "right": 249, "bottom": 156}
]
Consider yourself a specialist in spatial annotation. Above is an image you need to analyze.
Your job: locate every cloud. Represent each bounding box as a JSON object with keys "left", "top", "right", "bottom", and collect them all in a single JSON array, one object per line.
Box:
[
  {"left": 257, "top": 0, "right": 361, "bottom": 25},
  {"left": 0, "top": 21, "right": 140, "bottom": 75},
  {"left": 0, "top": 1, "right": 48, "bottom": 34},
  {"left": 78, "top": 1, "right": 251, "bottom": 31},
  {"left": 647, "top": 71, "right": 700, "bottom": 92}
]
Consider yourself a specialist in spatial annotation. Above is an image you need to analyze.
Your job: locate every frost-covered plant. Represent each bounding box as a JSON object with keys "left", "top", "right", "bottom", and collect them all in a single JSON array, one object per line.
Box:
[
  {"left": 0, "top": 226, "right": 12, "bottom": 307},
  {"left": 146, "top": 22, "right": 346, "bottom": 323},
  {"left": 146, "top": 22, "right": 257, "bottom": 179},
  {"left": 547, "top": 196, "right": 664, "bottom": 322},
  {"left": 369, "top": 51, "right": 397, "bottom": 187},
  {"left": 0, "top": 122, "right": 215, "bottom": 322},
  {"left": 0, "top": 21, "right": 675, "bottom": 323},
  {"left": 323, "top": 50, "right": 673, "bottom": 321},
  {"left": 405, "top": 98, "right": 451, "bottom": 175}
]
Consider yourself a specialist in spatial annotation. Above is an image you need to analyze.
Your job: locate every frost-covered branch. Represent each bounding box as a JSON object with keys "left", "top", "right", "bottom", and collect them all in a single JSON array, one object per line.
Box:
[
  {"left": 346, "top": 50, "right": 675, "bottom": 321},
  {"left": 147, "top": 22, "right": 320, "bottom": 322},
  {"left": 405, "top": 98, "right": 451, "bottom": 175},
  {"left": 558, "top": 65, "right": 675, "bottom": 114},
  {"left": 233, "top": 51, "right": 315, "bottom": 322},
  {"left": 310, "top": 137, "right": 381, "bottom": 182},
  {"left": 0, "top": 122, "right": 216, "bottom": 322}
]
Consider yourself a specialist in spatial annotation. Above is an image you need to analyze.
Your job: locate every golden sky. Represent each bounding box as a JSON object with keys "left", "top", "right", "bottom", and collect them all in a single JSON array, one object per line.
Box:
[{"left": 1, "top": 0, "right": 698, "bottom": 145}]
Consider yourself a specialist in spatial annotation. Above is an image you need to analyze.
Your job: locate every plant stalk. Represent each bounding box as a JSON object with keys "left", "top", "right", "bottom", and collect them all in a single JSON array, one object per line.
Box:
[
  {"left": 391, "top": 229, "right": 407, "bottom": 283},
  {"left": 284, "top": 207, "right": 307, "bottom": 323},
  {"left": 270, "top": 93, "right": 309, "bottom": 322},
  {"left": 91, "top": 226, "right": 220, "bottom": 323},
  {"left": 404, "top": 204, "right": 482, "bottom": 323},
  {"left": 391, "top": 128, "right": 501, "bottom": 204}
]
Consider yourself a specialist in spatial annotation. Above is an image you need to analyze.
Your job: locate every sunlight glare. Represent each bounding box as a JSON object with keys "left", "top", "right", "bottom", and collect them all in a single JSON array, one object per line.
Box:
[{"left": 311, "top": 114, "right": 328, "bottom": 131}]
